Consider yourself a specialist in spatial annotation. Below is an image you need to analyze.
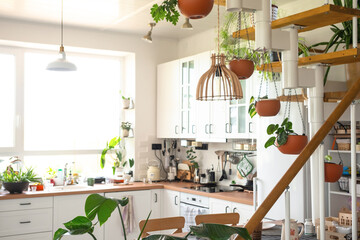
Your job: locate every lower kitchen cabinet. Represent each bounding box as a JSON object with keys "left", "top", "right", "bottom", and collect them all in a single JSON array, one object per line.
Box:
[
  {"left": 53, "top": 194, "right": 104, "bottom": 240},
  {"left": 209, "top": 198, "right": 254, "bottom": 225},
  {"left": 104, "top": 190, "right": 152, "bottom": 240},
  {"left": 151, "top": 189, "right": 162, "bottom": 218},
  {"left": 0, "top": 232, "right": 52, "bottom": 240},
  {"left": 162, "top": 189, "right": 180, "bottom": 218}
]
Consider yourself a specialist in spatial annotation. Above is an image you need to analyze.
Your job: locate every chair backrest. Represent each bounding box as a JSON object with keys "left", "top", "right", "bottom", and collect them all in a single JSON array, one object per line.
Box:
[
  {"left": 195, "top": 213, "right": 240, "bottom": 226},
  {"left": 139, "top": 216, "right": 185, "bottom": 237}
]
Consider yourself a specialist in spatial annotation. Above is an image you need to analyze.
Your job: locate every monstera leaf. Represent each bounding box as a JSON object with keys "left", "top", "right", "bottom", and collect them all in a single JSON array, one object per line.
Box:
[{"left": 191, "top": 223, "right": 252, "bottom": 240}]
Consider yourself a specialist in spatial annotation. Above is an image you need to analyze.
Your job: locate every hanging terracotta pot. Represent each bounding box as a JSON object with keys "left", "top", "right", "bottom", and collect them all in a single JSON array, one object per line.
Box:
[
  {"left": 229, "top": 59, "right": 255, "bottom": 79},
  {"left": 255, "top": 99, "right": 280, "bottom": 117},
  {"left": 278, "top": 135, "right": 308, "bottom": 155},
  {"left": 325, "top": 163, "right": 343, "bottom": 182},
  {"left": 178, "top": 0, "right": 214, "bottom": 19}
]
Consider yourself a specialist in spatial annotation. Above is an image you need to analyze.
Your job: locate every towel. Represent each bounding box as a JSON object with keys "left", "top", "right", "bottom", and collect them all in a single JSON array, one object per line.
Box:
[{"left": 120, "top": 195, "right": 135, "bottom": 235}]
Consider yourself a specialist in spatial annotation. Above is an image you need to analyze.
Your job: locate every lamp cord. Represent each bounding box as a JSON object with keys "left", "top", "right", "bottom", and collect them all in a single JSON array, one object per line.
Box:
[{"left": 217, "top": 3, "right": 220, "bottom": 55}]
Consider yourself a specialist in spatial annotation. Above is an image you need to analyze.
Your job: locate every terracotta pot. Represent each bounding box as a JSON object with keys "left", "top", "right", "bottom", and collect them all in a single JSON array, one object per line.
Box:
[
  {"left": 178, "top": 0, "right": 214, "bottom": 19},
  {"left": 255, "top": 99, "right": 280, "bottom": 117},
  {"left": 229, "top": 59, "right": 255, "bottom": 79},
  {"left": 278, "top": 135, "right": 308, "bottom": 155},
  {"left": 325, "top": 163, "right": 343, "bottom": 183}
]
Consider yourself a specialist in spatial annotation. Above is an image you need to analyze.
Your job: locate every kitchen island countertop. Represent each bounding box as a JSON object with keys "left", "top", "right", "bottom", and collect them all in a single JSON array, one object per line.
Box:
[{"left": 0, "top": 181, "right": 253, "bottom": 205}]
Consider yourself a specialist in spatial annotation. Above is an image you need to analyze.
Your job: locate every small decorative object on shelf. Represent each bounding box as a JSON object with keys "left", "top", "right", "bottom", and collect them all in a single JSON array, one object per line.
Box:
[
  {"left": 120, "top": 91, "right": 132, "bottom": 109},
  {"left": 121, "top": 122, "right": 132, "bottom": 137},
  {"left": 324, "top": 155, "right": 343, "bottom": 183}
]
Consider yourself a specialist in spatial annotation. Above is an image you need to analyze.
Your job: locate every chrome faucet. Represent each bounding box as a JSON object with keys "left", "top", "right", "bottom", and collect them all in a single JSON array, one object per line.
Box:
[{"left": 63, "top": 163, "right": 68, "bottom": 186}]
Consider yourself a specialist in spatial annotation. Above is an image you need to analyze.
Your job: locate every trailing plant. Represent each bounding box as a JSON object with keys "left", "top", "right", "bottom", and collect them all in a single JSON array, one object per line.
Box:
[
  {"left": 53, "top": 194, "right": 151, "bottom": 240},
  {"left": 308, "top": 0, "right": 360, "bottom": 84},
  {"left": 121, "top": 122, "right": 132, "bottom": 131},
  {"left": 186, "top": 147, "right": 198, "bottom": 169},
  {"left": 248, "top": 95, "right": 268, "bottom": 118},
  {"left": 265, "top": 118, "right": 296, "bottom": 148},
  {"left": 0, "top": 166, "right": 40, "bottom": 183},
  {"left": 151, "top": 0, "right": 180, "bottom": 26},
  {"left": 100, "top": 137, "right": 132, "bottom": 172}
]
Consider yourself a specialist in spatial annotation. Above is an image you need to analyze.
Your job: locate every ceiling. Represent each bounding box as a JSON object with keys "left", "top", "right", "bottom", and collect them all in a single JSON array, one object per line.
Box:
[{"left": 0, "top": 0, "right": 226, "bottom": 39}]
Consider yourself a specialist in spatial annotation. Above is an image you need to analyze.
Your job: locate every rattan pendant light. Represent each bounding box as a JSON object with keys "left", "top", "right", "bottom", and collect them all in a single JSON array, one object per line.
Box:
[{"left": 196, "top": 4, "right": 242, "bottom": 101}]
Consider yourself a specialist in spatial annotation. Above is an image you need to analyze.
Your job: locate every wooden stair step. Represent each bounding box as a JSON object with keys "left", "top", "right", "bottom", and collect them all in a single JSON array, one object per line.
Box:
[
  {"left": 233, "top": 4, "right": 360, "bottom": 40},
  {"left": 256, "top": 48, "right": 360, "bottom": 72},
  {"left": 324, "top": 91, "right": 360, "bottom": 102}
]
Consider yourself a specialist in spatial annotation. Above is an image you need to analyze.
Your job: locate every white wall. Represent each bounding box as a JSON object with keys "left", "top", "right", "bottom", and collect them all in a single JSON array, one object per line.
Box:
[{"left": 0, "top": 18, "right": 179, "bottom": 180}]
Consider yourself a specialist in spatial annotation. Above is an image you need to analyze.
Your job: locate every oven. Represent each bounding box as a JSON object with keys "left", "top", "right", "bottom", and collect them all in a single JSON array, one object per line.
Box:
[{"left": 180, "top": 192, "right": 210, "bottom": 232}]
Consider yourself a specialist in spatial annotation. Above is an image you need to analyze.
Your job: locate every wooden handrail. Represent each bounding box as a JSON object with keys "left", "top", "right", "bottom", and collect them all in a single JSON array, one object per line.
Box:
[{"left": 243, "top": 76, "right": 360, "bottom": 235}]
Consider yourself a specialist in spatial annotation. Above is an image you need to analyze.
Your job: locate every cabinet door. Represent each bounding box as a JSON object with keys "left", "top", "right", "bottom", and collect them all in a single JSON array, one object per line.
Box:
[
  {"left": 0, "top": 232, "right": 52, "bottom": 240},
  {"left": 209, "top": 198, "right": 232, "bottom": 214},
  {"left": 157, "top": 60, "right": 180, "bottom": 138},
  {"left": 231, "top": 202, "right": 254, "bottom": 226},
  {"left": 53, "top": 194, "right": 104, "bottom": 240},
  {"left": 104, "top": 191, "right": 151, "bottom": 240},
  {"left": 151, "top": 189, "right": 162, "bottom": 219},
  {"left": 162, "top": 190, "right": 180, "bottom": 218},
  {"left": 210, "top": 101, "right": 226, "bottom": 141},
  {"left": 195, "top": 101, "right": 211, "bottom": 141}
]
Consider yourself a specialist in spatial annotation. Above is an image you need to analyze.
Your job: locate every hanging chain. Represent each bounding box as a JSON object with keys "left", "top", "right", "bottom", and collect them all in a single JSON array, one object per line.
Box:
[
  {"left": 242, "top": 12, "right": 252, "bottom": 52},
  {"left": 270, "top": 61, "right": 279, "bottom": 97},
  {"left": 294, "top": 89, "right": 306, "bottom": 134},
  {"left": 236, "top": 12, "right": 241, "bottom": 58},
  {"left": 284, "top": 89, "right": 292, "bottom": 120},
  {"left": 257, "top": 56, "right": 266, "bottom": 99}
]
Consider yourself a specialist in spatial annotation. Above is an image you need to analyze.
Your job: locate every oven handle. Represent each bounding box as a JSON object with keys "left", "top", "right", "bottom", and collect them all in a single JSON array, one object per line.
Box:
[{"left": 180, "top": 201, "right": 209, "bottom": 209}]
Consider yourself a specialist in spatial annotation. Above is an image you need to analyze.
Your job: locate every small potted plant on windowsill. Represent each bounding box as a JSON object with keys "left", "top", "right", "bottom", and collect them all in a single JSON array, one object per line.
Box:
[
  {"left": 1, "top": 166, "right": 40, "bottom": 194},
  {"left": 121, "top": 92, "right": 132, "bottom": 109},
  {"left": 265, "top": 118, "right": 308, "bottom": 154},
  {"left": 121, "top": 122, "right": 132, "bottom": 138},
  {"left": 324, "top": 155, "right": 343, "bottom": 183}
]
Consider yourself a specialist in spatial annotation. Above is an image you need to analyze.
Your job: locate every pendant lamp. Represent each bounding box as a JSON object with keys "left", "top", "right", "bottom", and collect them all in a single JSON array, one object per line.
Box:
[
  {"left": 196, "top": 3, "right": 242, "bottom": 101},
  {"left": 46, "top": 0, "right": 76, "bottom": 71}
]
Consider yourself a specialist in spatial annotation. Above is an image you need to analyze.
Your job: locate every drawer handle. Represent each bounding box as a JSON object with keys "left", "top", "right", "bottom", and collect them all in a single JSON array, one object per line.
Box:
[
  {"left": 19, "top": 203, "right": 31, "bottom": 206},
  {"left": 20, "top": 221, "right": 31, "bottom": 224}
]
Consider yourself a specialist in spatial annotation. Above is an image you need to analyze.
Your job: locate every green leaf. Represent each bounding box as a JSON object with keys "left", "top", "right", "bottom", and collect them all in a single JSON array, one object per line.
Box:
[
  {"left": 116, "top": 197, "right": 129, "bottom": 207},
  {"left": 285, "top": 121, "right": 293, "bottom": 131},
  {"left": 97, "top": 199, "right": 118, "bottom": 226},
  {"left": 267, "top": 124, "right": 279, "bottom": 135},
  {"left": 281, "top": 118, "right": 289, "bottom": 127},
  {"left": 63, "top": 216, "right": 93, "bottom": 235},
  {"left": 325, "top": 155, "right": 332, "bottom": 162},
  {"left": 142, "top": 236, "right": 186, "bottom": 240},
  {"left": 53, "top": 228, "right": 68, "bottom": 240},
  {"left": 138, "top": 211, "right": 152, "bottom": 240},
  {"left": 265, "top": 137, "right": 276, "bottom": 148},
  {"left": 129, "top": 158, "right": 135, "bottom": 168},
  {"left": 100, "top": 147, "right": 108, "bottom": 169},
  {"left": 249, "top": 96, "right": 255, "bottom": 104},
  {"left": 190, "top": 223, "right": 252, "bottom": 240},
  {"left": 108, "top": 137, "right": 120, "bottom": 149},
  {"left": 85, "top": 194, "right": 106, "bottom": 221},
  {"left": 277, "top": 131, "right": 288, "bottom": 146}
]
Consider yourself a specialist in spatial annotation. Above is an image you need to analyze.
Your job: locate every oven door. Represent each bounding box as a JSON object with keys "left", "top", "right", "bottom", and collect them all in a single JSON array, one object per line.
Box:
[{"left": 180, "top": 202, "right": 209, "bottom": 232}]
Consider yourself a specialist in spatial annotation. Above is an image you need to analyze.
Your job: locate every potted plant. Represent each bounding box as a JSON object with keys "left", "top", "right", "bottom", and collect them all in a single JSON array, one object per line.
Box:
[
  {"left": 248, "top": 95, "right": 281, "bottom": 118},
  {"left": 121, "top": 122, "right": 132, "bottom": 137},
  {"left": 265, "top": 118, "right": 308, "bottom": 154},
  {"left": 0, "top": 166, "right": 40, "bottom": 194},
  {"left": 100, "top": 137, "right": 134, "bottom": 175},
  {"left": 120, "top": 91, "right": 132, "bottom": 109},
  {"left": 151, "top": 0, "right": 214, "bottom": 25},
  {"left": 324, "top": 155, "right": 343, "bottom": 183}
]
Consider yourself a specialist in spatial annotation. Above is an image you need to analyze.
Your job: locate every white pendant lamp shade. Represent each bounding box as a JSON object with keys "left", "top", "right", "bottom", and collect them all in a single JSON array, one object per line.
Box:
[
  {"left": 46, "top": 46, "right": 77, "bottom": 71},
  {"left": 46, "top": 0, "right": 76, "bottom": 71}
]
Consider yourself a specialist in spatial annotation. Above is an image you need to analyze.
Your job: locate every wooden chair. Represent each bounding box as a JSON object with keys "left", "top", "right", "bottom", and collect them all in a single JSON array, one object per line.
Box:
[
  {"left": 139, "top": 216, "right": 185, "bottom": 237},
  {"left": 195, "top": 213, "right": 240, "bottom": 226}
]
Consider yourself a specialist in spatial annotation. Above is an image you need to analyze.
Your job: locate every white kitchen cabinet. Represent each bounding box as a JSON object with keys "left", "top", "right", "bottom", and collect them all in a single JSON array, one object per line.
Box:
[
  {"left": 157, "top": 59, "right": 180, "bottom": 138},
  {"left": 0, "top": 232, "right": 52, "bottom": 240},
  {"left": 151, "top": 189, "right": 162, "bottom": 219},
  {"left": 53, "top": 194, "right": 104, "bottom": 240},
  {"left": 104, "top": 190, "right": 152, "bottom": 240},
  {"left": 209, "top": 198, "right": 254, "bottom": 225},
  {"left": 162, "top": 190, "right": 180, "bottom": 218}
]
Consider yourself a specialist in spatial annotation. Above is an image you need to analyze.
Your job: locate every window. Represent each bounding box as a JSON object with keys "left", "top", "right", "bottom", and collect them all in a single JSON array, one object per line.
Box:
[
  {"left": 0, "top": 53, "right": 16, "bottom": 149},
  {"left": 24, "top": 52, "right": 121, "bottom": 151}
]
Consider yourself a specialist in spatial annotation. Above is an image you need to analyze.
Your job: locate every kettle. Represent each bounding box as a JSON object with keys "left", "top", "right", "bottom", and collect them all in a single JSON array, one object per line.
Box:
[{"left": 147, "top": 166, "right": 160, "bottom": 181}]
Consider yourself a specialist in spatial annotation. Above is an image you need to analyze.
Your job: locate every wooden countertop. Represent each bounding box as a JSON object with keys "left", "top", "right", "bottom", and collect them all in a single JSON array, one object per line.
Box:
[{"left": 0, "top": 181, "right": 253, "bottom": 205}]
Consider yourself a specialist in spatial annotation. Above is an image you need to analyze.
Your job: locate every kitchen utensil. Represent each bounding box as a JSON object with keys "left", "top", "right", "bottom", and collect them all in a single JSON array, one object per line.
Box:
[
  {"left": 229, "top": 162, "right": 232, "bottom": 175},
  {"left": 281, "top": 219, "right": 304, "bottom": 240},
  {"left": 237, "top": 154, "right": 254, "bottom": 177},
  {"left": 229, "top": 154, "right": 241, "bottom": 164},
  {"left": 219, "top": 157, "right": 228, "bottom": 181}
]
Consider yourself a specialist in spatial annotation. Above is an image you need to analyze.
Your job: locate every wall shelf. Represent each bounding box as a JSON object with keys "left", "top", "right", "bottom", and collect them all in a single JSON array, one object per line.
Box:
[
  {"left": 214, "top": 0, "right": 226, "bottom": 6},
  {"left": 328, "top": 149, "right": 360, "bottom": 153},
  {"left": 233, "top": 4, "right": 360, "bottom": 40}
]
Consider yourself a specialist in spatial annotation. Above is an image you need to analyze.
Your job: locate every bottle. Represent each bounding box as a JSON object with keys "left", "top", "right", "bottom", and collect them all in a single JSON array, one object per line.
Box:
[
  {"left": 304, "top": 218, "right": 314, "bottom": 235},
  {"left": 57, "top": 169, "right": 63, "bottom": 186}
]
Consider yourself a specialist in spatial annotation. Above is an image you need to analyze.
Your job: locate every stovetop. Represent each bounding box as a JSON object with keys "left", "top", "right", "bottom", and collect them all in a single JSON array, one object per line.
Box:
[{"left": 183, "top": 185, "right": 243, "bottom": 193}]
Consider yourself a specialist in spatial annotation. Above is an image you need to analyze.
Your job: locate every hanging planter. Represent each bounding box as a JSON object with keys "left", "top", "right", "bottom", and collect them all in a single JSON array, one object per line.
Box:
[
  {"left": 324, "top": 155, "right": 343, "bottom": 183},
  {"left": 178, "top": 0, "right": 214, "bottom": 19},
  {"left": 229, "top": 59, "right": 254, "bottom": 79},
  {"left": 255, "top": 99, "right": 280, "bottom": 117},
  {"left": 277, "top": 135, "right": 308, "bottom": 154}
]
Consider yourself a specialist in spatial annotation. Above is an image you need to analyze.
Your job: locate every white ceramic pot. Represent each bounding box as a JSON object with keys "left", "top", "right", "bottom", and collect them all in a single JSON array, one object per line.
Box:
[
  {"left": 122, "top": 99, "right": 130, "bottom": 109},
  {"left": 122, "top": 129, "right": 129, "bottom": 137}
]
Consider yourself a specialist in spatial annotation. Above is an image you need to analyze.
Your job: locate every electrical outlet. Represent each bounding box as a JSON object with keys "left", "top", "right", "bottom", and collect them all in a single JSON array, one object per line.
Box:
[{"left": 152, "top": 144, "right": 162, "bottom": 150}]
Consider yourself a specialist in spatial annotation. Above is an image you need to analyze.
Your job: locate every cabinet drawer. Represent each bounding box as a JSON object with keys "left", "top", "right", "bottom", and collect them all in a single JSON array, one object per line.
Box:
[
  {"left": 0, "top": 197, "right": 53, "bottom": 212},
  {"left": 0, "top": 208, "right": 52, "bottom": 237},
  {"left": 0, "top": 232, "right": 52, "bottom": 240}
]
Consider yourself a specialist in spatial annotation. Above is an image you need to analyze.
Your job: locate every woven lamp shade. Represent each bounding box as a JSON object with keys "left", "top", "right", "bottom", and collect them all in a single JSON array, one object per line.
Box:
[{"left": 196, "top": 54, "right": 243, "bottom": 101}]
